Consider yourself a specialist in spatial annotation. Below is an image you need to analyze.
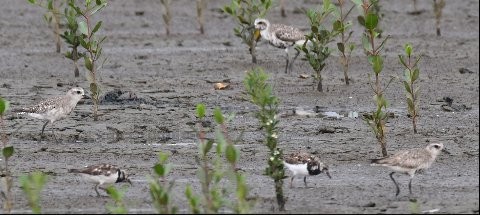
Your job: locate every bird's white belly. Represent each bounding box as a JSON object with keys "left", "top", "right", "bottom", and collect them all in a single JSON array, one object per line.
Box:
[
  {"left": 284, "top": 162, "right": 309, "bottom": 176},
  {"left": 80, "top": 173, "right": 117, "bottom": 185},
  {"left": 29, "top": 108, "right": 67, "bottom": 122}
]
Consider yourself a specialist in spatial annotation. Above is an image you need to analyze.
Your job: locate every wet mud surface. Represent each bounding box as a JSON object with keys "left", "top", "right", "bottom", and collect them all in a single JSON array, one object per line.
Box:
[{"left": 0, "top": 0, "right": 478, "bottom": 213}]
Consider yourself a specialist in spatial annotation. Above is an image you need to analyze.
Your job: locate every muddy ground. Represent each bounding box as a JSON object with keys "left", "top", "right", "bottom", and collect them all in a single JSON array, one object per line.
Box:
[{"left": 0, "top": 0, "right": 478, "bottom": 213}]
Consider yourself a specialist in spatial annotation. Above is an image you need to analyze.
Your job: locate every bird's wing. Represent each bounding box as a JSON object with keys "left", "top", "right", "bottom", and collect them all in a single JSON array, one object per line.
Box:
[
  {"left": 273, "top": 24, "right": 305, "bottom": 42},
  {"left": 12, "top": 96, "right": 63, "bottom": 114},
  {"left": 373, "top": 149, "right": 431, "bottom": 169},
  {"left": 78, "top": 164, "right": 118, "bottom": 176},
  {"left": 285, "top": 152, "right": 313, "bottom": 164}
]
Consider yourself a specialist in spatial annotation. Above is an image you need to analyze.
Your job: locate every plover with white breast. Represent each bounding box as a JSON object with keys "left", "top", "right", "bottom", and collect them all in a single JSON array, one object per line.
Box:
[
  {"left": 371, "top": 142, "right": 446, "bottom": 197},
  {"left": 68, "top": 163, "right": 132, "bottom": 197},
  {"left": 283, "top": 152, "right": 331, "bottom": 188},
  {"left": 12, "top": 87, "right": 85, "bottom": 142},
  {"left": 254, "top": 18, "right": 306, "bottom": 74}
]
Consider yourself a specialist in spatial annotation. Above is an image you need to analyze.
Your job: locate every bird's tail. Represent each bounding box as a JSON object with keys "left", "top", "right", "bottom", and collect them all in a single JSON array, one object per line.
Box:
[
  {"left": 10, "top": 108, "right": 27, "bottom": 114},
  {"left": 370, "top": 158, "right": 388, "bottom": 166}
]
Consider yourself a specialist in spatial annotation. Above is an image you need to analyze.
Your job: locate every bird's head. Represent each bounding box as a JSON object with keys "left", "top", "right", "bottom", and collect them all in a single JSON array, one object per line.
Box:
[
  {"left": 254, "top": 18, "right": 270, "bottom": 31},
  {"left": 68, "top": 87, "right": 85, "bottom": 100}
]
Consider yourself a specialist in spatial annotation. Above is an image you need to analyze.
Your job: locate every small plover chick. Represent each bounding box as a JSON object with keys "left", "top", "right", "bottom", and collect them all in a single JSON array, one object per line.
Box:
[
  {"left": 68, "top": 163, "right": 132, "bottom": 197},
  {"left": 371, "top": 143, "right": 446, "bottom": 197},
  {"left": 283, "top": 152, "right": 331, "bottom": 188},
  {"left": 12, "top": 87, "right": 85, "bottom": 142},
  {"left": 254, "top": 18, "right": 306, "bottom": 74}
]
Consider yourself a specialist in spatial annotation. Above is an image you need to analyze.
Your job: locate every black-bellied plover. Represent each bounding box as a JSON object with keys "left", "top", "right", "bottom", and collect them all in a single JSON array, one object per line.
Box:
[
  {"left": 254, "top": 18, "right": 306, "bottom": 73},
  {"left": 371, "top": 143, "right": 445, "bottom": 197},
  {"left": 68, "top": 163, "right": 132, "bottom": 197},
  {"left": 12, "top": 87, "right": 85, "bottom": 142},
  {"left": 284, "top": 152, "right": 331, "bottom": 188}
]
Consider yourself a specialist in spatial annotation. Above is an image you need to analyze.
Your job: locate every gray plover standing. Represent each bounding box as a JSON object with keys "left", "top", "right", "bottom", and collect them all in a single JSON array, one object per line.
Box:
[
  {"left": 68, "top": 163, "right": 132, "bottom": 197},
  {"left": 254, "top": 18, "right": 306, "bottom": 73},
  {"left": 12, "top": 87, "right": 85, "bottom": 142},
  {"left": 283, "top": 152, "right": 331, "bottom": 188},
  {"left": 371, "top": 143, "right": 445, "bottom": 197}
]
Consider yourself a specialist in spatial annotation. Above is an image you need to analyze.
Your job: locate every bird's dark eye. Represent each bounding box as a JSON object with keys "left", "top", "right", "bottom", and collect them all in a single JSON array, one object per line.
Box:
[
  {"left": 76, "top": 90, "right": 81, "bottom": 94},
  {"left": 434, "top": 145, "right": 440, "bottom": 149}
]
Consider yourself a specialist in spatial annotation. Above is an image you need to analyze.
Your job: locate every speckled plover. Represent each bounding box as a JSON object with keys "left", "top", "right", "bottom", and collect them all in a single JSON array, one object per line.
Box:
[
  {"left": 12, "top": 87, "right": 85, "bottom": 142},
  {"left": 283, "top": 152, "right": 331, "bottom": 188},
  {"left": 371, "top": 142, "right": 445, "bottom": 197},
  {"left": 68, "top": 163, "right": 131, "bottom": 197},
  {"left": 254, "top": 18, "right": 306, "bottom": 74}
]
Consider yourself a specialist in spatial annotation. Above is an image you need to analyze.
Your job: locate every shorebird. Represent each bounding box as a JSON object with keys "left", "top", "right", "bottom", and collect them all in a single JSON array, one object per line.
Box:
[
  {"left": 12, "top": 87, "right": 85, "bottom": 142},
  {"left": 254, "top": 18, "right": 306, "bottom": 73},
  {"left": 283, "top": 152, "right": 331, "bottom": 188},
  {"left": 68, "top": 163, "right": 132, "bottom": 197},
  {"left": 371, "top": 143, "right": 446, "bottom": 197}
]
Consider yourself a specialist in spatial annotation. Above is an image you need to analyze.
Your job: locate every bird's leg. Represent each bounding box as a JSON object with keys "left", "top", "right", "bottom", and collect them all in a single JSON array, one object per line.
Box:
[
  {"left": 408, "top": 177, "right": 413, "bottom": 196},
  {"left": 389, "top": 172, "right": 400, "bottom": 196},
  {"left": 289, "top": 48, "right": 300, "bottom": 73},
  {"left": 284, "top": 47, "right": 290, "bottom": 74},
  {"left": 290, "top": 176, "right": 294, "bottom": 188},
  {"left": 40, "top": 121, "right": 49, "bottom": 140},
  {"left": 303, "top": 176, "right": 308, "bottom": 188}
]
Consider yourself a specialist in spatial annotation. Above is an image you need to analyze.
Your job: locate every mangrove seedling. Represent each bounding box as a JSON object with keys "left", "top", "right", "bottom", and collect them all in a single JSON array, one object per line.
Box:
[
  {"left": 399, "top": 44, "right": 422, "bottom": 134},
  {"left": 20, "top": 171, "right": 48, "bottom": 214},
  {"left": 186, "top": 104, "right": 252, "bottom": 213},
  {"left": 105, "top": 185, "right": 129, "bottom": 214},
  {"left": 433, "top": 0, "right": 445, "bottom": 36},
  {"left": 196, "top": 0, "right": 207, "bottom": 34},
  {"left": 61, "top": 0, "right": 84, "bottom": 78},
  {"left": 69, "top": 0, "right": 108, "bottom": 121},
  {"left": 160, "top": 0, "right": 172, "bottom": 36},
  {"left": 297, "top": 0, "right": 340, "bottom": 92},
  {"left": 334, "top": 0, "right": 356, "bottom": 85},
  {"left": 27, "top": 0, "right": 63, "bottom": 53},
  {"left": 149, "top": 152, "right": 177, "bottom": 214},
  {"left": 280, "top": 0, "right": 286, "bottom": 17},
  {"left": 244, "top": 67, "right": 285, "bottom": 211},
  {"left": 0, "top": 97, "right": 13, "bottom": 214},
  {"left": 223, "top": 0, "right": 273, "bottom": 64},
  {"left": 354, "top": 0, "right": 392, "bottom": 157}
]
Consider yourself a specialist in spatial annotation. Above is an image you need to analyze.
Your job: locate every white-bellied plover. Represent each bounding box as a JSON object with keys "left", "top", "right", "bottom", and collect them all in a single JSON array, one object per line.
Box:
[
  {"left": 68, "top": 163, "right": 132, "bottom": 197},
  {"left": 254, "top": 18, "right": 306, "bottom": 73},
  {"left": 12, "top": 87, "right": 85, "bottom": 142},
  {"left": 371, "top": 143, "right": 446, "bottom": 197},
  {"left": 283, "top": 152, "right": 331, "bottom": 188}
]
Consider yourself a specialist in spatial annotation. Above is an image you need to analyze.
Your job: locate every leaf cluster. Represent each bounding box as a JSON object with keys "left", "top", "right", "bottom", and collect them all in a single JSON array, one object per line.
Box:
[
  {"left": 184, "top": 104, "right": 251, "bottom": 214},
  {"left": 149, "top": 152, "right": 177, "bottom": 214},
  {"left": 20, "top": 171, "right": 48, "bottom": 214},
  {"left": 334, "top": 1, "right": 355, "bottom": 58},
  {"left": 0, "top": 97, "right": 14, "bottom": 214},
  {"left": 105, "top": 185, "right": 128, "bottom": 214},
  {"left": 27, "top": 0, "right": 63, "bottom": 27},
  {"left": 223, "top": 0, "right": 273, "bottom": 46}
]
